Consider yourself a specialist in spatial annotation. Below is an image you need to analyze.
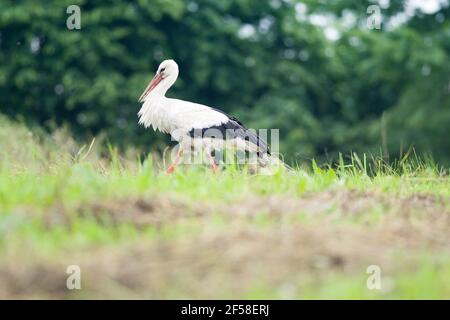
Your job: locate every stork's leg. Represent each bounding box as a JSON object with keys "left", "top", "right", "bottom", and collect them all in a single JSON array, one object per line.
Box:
[
  {"left": 167, "top": 147, "right": 182, "bottom": 174},
  {"left": 207, "top": 152, "right": 219, "bottom": 172}
]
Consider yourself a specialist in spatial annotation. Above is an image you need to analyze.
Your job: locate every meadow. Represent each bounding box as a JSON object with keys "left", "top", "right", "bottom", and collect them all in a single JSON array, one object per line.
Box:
[{"left": 0, "top": 116, "right": 449, "bottom": 299}]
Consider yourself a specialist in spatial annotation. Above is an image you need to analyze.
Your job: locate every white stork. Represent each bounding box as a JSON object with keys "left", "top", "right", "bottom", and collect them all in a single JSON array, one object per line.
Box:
[{"left": 138, "top": 59, "right": 277, "bottom": 174}]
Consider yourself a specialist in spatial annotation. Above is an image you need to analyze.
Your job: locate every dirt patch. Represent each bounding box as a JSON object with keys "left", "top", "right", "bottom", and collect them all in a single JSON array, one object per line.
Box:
[
  {"left": 40, "top": 189, "right": 450, "bottom": 229},
  {"left": 40, "top": 196, "right": 203, "bottom": 229},
  {"left": 30, "top": 190, "right": 450, "bottom": 257},
  {"left": 0, "top": 263, "right": 68, "bottom": 299},
  {"left": 1, "top": 221, "right": 447, "bottom": 299},
  {"left": 2, "top": 190, "right": 449, "bottom": 298},
  {"left": 85, "top": 196, "right": 201, "bottom": 228}
]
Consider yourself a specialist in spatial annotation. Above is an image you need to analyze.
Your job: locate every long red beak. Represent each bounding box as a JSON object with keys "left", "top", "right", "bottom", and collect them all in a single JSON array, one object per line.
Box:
[{"left": 138, "top": 73, "right": 164, "bottom": 102}]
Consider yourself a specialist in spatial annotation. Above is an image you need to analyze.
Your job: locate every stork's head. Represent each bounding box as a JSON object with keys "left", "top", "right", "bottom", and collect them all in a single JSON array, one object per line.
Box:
[{"left": 138, "top": 59, "right": 179, "bottom": 102}]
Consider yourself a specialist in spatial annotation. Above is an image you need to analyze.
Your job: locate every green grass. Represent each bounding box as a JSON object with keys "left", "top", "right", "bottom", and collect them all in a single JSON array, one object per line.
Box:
[{"left": 0, "top": 116, "right": 449, "bottom": 299}]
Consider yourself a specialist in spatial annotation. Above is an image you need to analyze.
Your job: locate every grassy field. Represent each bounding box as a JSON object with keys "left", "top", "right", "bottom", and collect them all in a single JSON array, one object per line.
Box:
[{"left": 0, "top": 116, "right": 449, "bottom": 299}]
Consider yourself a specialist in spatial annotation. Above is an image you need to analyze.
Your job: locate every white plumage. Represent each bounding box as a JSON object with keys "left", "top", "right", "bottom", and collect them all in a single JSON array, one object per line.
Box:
[
  {"left": 138, "top": 59, "right": 275, "bottom": 173},
  {"left": 139, "top": 98, "right": 229, "bottom": 135}
]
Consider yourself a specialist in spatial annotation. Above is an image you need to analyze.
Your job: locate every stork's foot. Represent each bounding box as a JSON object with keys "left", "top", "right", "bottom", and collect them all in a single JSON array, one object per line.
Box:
[
  {"left": 166, "top": 165, "right": 176, "bottom": 174},
  {"left": 166, "top": 148, "right": 182, "bottom": 175}
]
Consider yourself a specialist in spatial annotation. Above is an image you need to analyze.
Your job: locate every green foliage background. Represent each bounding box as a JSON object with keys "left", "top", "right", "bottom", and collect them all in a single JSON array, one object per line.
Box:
[{"left": 0, "top": 0, "right": 449, "bottom": 165}]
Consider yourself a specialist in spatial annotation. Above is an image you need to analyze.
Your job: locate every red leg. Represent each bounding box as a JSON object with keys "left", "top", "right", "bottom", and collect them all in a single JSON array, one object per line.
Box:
[
  {"left": 207, "top": 153, "right": 219, "bottom": 172},
  {"left": 167, "top": 148, "right": 182, "bottom": 174}
]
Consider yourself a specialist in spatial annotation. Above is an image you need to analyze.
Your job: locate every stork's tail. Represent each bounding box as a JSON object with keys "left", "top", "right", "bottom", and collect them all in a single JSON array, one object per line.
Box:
[{"left": 252, "top": 152, "right": 293, "bottom": 175}]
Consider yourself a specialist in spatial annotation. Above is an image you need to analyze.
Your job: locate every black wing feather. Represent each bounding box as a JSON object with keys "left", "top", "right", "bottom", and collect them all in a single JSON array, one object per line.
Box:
[{"left": 188, "top": 107, "right": 270, "bottom": 155}]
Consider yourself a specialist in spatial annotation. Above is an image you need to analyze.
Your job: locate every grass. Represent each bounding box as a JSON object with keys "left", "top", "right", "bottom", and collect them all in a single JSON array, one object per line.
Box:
[{"left": 0, "top": 115, "right": 449, "bottom": 299}]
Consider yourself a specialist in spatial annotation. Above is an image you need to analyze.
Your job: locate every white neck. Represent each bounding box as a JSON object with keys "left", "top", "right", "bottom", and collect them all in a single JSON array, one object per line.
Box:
[{"left": 138, "top": 74, "right": 177, "bottom": 131}]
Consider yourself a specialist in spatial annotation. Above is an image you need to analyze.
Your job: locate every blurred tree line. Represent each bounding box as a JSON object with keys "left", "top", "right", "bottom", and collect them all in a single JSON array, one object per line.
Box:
[{"left": 0, "top": 0, "right": 449, "bottom": 165}]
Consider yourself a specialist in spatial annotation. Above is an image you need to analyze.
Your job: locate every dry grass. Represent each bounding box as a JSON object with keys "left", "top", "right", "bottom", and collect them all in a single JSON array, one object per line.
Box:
[{"left": 1, "top": 190, "right": 449, "bottom": 299}]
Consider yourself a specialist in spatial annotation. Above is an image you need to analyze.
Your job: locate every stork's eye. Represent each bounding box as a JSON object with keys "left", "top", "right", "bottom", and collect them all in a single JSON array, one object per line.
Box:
[{"left": 160, "top": 67, "right": 166, "bottom": 73}]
